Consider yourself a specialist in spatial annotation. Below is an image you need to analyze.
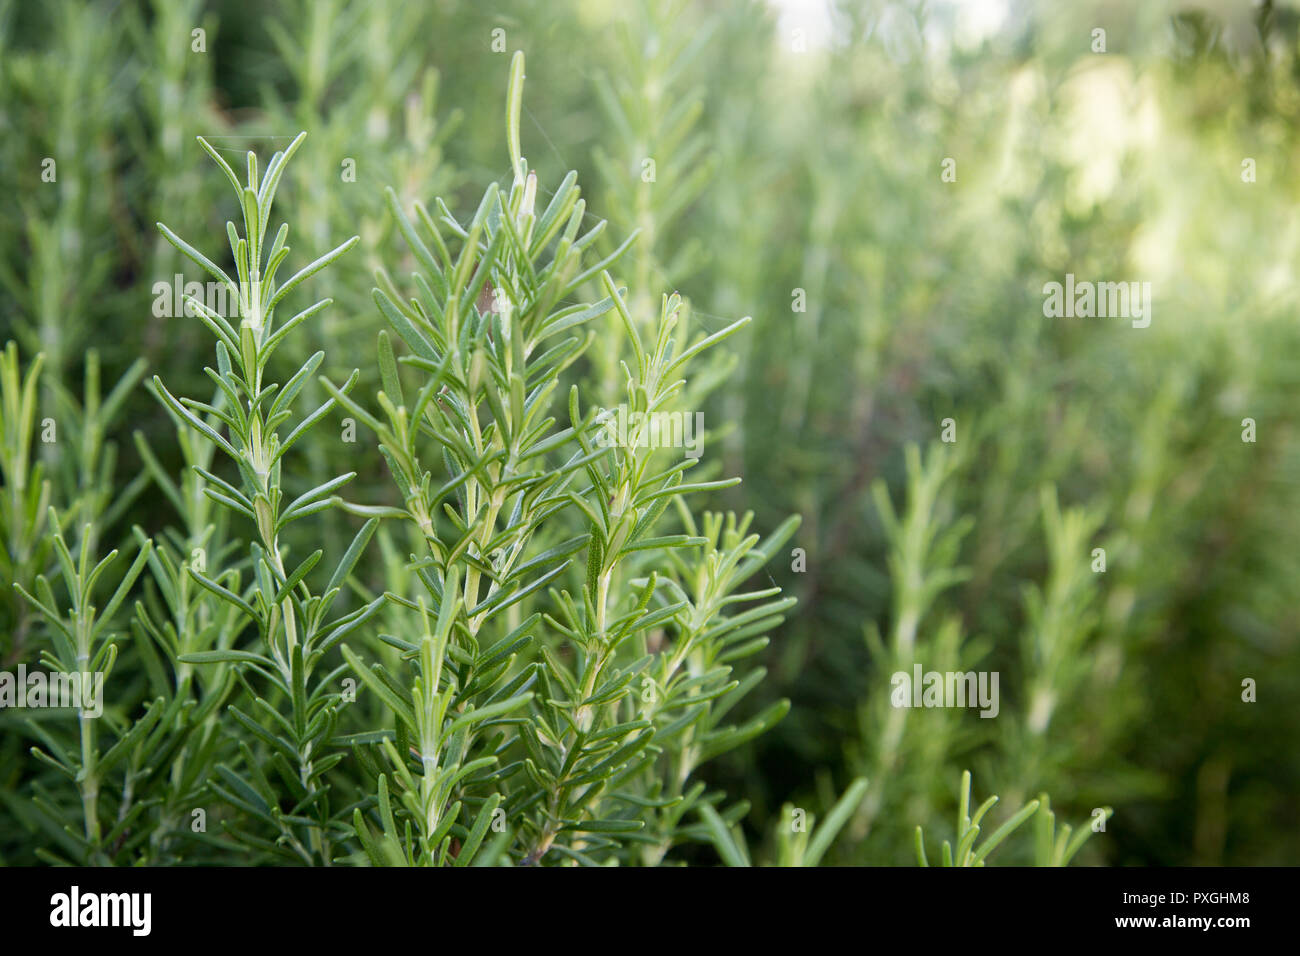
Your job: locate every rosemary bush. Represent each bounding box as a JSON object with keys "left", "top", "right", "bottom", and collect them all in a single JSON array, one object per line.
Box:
[
  {"left": 2, "top": 49, "right": 802, "bottom": 867},
  {"left": 2, "top": 0, "right": 1297, "bottom": 868}
]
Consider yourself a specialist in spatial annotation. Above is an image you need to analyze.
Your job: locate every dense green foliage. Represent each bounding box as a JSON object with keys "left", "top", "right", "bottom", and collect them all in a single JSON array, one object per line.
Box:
[{"left": 1, "top": 0, "right": 1296, "bottom": 866}]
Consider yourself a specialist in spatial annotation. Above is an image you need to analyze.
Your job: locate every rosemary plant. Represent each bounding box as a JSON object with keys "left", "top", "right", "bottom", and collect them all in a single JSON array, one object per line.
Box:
[
  {"left": 152, "top": 131, "right": 382, "bottom": 863},
  {"left": 2, "top": 343, "right": 166, "bottom": 863},
  {"left": 8, "top": 0, "right": 1295, "bottom": 870},
  {"left": 327, "top": 51, "right": 797, "bottom": 866},
  {"left": 914, "top": 771, "right": 1111, "bottom": 867}
]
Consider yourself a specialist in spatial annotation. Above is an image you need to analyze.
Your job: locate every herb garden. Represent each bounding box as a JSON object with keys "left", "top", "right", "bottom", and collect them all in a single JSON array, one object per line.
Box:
[{"left": 1, "top": 0, "right": 1296, "bottom": 871}]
